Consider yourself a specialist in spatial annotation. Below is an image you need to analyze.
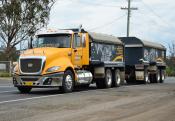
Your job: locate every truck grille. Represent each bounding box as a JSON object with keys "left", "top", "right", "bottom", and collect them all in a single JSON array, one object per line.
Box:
[{"left": 20, "top": 59, "right": 42, "bottom": 73}]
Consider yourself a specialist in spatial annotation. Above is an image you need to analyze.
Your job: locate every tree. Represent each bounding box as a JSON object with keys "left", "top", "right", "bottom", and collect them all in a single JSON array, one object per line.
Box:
[
  {"left": 166, "top": 41, "right": 175, "bottom": 76},
  {"left": 169, "top": 41, "right": 175, "bottom": 57},
  {"left": 0, "top": 0, "right": 55, "bottom": 60}
]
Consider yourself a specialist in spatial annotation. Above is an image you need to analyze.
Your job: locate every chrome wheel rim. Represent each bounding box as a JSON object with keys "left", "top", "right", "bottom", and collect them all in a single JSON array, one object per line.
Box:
[
  {"left": 157, "top": 73, "right": 160, "bottom": 82},
  {"left": 162, "top": 73, "right": 165, "bottom": 80},
  {"left": 106, "top": 70, "right": 112, "bottom": 86},
  {"left": 145, "top": 73, "right": 149, "bottom": 83},
  {"left": 65, "top": 75, "right": 73, "bottom": 90},
  {"left": 116, "top": 71, "right": 121, "bottom": 85}
]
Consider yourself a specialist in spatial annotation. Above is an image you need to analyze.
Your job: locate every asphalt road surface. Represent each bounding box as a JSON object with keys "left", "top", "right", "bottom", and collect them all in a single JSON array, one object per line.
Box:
[{"left": 0, "top": 77, "right": 174, "bottom": 121}]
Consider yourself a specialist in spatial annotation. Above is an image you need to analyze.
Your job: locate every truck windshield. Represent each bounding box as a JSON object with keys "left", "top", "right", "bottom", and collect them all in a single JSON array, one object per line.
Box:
[{"left": 33, "top": 34, "right": 71, "bottom": 48}]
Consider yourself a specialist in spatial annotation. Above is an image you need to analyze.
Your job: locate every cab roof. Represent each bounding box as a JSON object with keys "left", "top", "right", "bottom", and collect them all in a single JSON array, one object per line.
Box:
[{"left": 36, "top": 29, "right": 74, "bottom": 36}]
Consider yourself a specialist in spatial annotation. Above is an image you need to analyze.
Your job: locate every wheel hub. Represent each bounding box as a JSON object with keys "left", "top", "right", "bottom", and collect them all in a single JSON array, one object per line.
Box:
[{"left": 65, "top": 75, "right": 73, "bottom": 90}]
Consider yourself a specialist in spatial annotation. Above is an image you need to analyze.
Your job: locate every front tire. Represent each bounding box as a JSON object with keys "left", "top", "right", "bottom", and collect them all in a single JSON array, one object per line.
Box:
[
  {"left": 17, "top": 87, "right": 32, "bottom": 93},
  {"left": 60, "top": 70, "right": 74, "bottom": 93}
]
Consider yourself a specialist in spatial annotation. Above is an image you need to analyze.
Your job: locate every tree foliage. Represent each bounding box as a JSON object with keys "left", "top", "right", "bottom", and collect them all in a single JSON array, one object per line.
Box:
[
  {"left": 0, "top": 0, "right": 55, "bottom": 60},
  {"left": 166, "top": 41, "right": 175, "bottom": 76}
]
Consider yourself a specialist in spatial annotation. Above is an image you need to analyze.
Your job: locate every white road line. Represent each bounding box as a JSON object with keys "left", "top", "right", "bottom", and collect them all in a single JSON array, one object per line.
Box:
[
  {"left": 0, "top": 94, "right": 63, "bottom": 105},
  {"left": 0, "top": 90, "right": 17, "bottom": 94},
  {"left": 0, "top": 85, "right": 13, "bottom": 88}
]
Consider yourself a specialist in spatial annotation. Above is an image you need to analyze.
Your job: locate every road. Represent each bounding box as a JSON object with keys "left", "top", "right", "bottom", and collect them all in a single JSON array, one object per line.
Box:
[{"left": 0, "top": 77, "right": 174, "bottom": 121}]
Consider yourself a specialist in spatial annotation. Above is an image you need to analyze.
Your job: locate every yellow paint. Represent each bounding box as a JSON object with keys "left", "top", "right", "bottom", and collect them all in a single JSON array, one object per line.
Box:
[
  {"left": 113, "top": 55, "right": 123, "bottom": 62},
  {"left": 24, "top": 82, "right": 33, "bottom": 86}
]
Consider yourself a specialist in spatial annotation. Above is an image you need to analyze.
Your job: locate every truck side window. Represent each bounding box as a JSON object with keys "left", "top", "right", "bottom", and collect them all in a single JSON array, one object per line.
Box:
[{"left": 74, "top": 34, "right": 81, "bottom": 48}]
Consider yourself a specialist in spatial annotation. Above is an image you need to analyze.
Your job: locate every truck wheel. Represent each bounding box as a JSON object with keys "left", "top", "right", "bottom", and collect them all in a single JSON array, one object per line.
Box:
[
  {"left": 149, "top": 74, "right": 154, "bottom": 83},
  {"left": 156, "top": 70, "right": 161, "bottom": 83},
  {"left": 104, "top": 69, "right": 112, "bottom": 88},
  {"left": 160, "top": 70, "right": 165, "bottom": 83},
  {"left": 96, "top": 79, "right": 105, "bottom": 89},
  {"left": 17, "top": 87, "right": 32, "bottom": 93},
  {"left": 60, "top": 70, "right": 74, "bottom": 93},
  {"left": 144, "top": 70, "right": 149, "bottom": 84},
  {"left": 113, "top": 69, "right": 121, "bottom": 87}
]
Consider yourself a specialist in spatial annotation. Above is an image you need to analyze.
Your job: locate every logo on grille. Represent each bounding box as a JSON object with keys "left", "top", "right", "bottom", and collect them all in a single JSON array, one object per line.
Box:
[{"left": 28, "top": 63, "right": 33, "bottom": 68}]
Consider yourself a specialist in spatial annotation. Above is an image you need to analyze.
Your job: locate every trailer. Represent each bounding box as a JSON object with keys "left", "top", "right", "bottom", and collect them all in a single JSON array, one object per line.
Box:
[
  {"left": 120, "top": 37, "right": 166, "bottom": 84},
  {"left": 12, "top": 28, "right": 125, "bottom": 93}
]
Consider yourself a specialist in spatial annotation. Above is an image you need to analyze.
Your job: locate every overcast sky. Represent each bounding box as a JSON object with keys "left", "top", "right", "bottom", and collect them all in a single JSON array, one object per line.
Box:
[{"left": 47, "top": 0, "right": 175, "bottom": 50}]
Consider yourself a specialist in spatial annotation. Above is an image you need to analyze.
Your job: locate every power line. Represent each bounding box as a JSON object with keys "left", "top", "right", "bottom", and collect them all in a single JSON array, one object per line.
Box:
[
  {"left": 88, "top": 14, "right": 126, "bottom": 31},
  {"left": 75, "top": 1, "right": 121, "bottom": 8},
  {"left": 121, "top": 0, "right": 138, "bottom": 37},
  {"left": 140, "top": 0, "right": 171, "bottom": 28}
]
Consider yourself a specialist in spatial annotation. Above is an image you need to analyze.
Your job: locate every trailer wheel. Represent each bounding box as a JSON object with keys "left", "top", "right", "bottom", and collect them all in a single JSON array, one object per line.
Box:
[
  {"left": 160, "top": 70, "right": 165, "bottom": 83},
  {"left": 113, "top": 69, "right": 121, "bottom": 87},
  {"left": 60, "top": 70, "right": 74, "bottom": 93},
  {"left": 149, "top": 74, "right": 154, "bottom": 83},
  {"left": 17, "top": 87, "right": 32, "bottom": 93},
  {"left": 156, "top": 70, "right": 161, "bottom": 83},
  {"left": 144, "top": 70, "right": 150, "bottom": 84}
]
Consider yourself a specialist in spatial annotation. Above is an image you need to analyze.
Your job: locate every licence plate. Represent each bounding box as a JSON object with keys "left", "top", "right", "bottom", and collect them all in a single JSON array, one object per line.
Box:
[{"left": 24, "top": 82, "right": 33, "bottom": 86}]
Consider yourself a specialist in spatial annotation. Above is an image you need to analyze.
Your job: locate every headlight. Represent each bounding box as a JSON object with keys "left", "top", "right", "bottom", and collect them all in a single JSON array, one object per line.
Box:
[{"left": 46, "top": 66, "right": 60, "bottom": 72}]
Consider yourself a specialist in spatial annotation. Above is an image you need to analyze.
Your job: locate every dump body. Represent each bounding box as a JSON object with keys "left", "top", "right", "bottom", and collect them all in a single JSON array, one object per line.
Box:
[{"left": 89, "top": 32, "right": 124, "bottom": 66}]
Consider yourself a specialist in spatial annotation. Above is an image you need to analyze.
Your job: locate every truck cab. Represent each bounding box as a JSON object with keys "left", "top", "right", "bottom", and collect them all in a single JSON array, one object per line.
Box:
[{"left": 13, "top": 29, "right": 92, "bottom": 93}]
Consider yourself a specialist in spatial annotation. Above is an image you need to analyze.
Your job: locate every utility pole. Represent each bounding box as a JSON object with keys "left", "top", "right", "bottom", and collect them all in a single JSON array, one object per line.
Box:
[{"left": 121, "top": 0, "right": 138, "bottom": 37}]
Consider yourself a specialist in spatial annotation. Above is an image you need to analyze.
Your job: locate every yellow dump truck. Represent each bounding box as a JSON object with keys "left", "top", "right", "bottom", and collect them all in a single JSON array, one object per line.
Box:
[{"left": 13, "top": 28, "right": 125, "bottom": 93}]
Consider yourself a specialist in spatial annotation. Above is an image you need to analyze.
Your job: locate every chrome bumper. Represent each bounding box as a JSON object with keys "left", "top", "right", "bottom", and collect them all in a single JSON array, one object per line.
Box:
[{"left": 13, "top": 72, "right": 64, "bottom": 87}]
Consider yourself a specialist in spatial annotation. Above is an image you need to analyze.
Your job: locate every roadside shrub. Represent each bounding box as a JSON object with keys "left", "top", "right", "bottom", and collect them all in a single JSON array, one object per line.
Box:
[{"left": 166, "top": 67, "right": 175, "bottom": 77}]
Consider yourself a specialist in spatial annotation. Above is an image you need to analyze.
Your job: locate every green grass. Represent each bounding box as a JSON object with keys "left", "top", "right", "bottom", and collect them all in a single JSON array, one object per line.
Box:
[
  {"left": 0, "top": 72, "right": 11, "bottom": 77},
  {"left": 166, "top": 67, "right": 175, "bottom": 77}
]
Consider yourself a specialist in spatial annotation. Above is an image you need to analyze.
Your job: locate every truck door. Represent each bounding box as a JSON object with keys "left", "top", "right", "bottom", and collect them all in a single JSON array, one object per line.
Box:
[{"left": 72, "top": 33, "right": 83, "bottom": 68}]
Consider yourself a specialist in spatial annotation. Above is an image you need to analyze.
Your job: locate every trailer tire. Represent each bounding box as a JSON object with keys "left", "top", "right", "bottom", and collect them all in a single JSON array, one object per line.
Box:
[
  {"left": 156, "top": 70, "right": 161, "bottom": 83},
  {"left": 113, "top": 69, "right": 121, "bottom": 87},
  {"left": 60, "top": 70, "right": 74, "bottom": 93},
  {"left": 160, "top": 69, "right": 165, "bottom": 83},
  {"left": 144, "top": 70, "right": 150, "bottom": 84},
  {"left": 17, "top": 87, "right": 32, "bottom": 93}
]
